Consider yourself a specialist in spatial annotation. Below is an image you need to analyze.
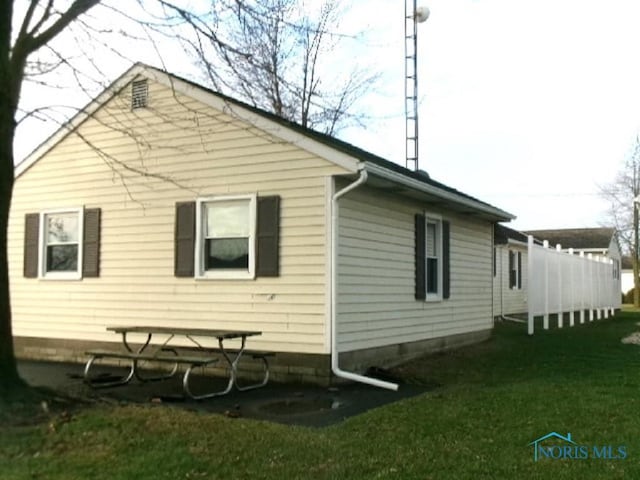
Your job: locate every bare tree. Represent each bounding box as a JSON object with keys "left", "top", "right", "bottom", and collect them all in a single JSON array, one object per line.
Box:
[
  {"left": 164, "top": 0, "right": 377, "bottom": 136},
  {"left": 600, "top": 135, "right": 640, "bottom": 306},
  {"left": 1, "top": 0, "right": 103, "bottom": 397}
]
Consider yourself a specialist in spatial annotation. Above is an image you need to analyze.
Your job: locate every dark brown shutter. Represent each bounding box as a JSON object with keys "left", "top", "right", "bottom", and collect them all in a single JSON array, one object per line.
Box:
[
  {"left": 175, "top": 201, "right": 196, "bottom": 277},
  {"left": 23, "top": 213, "right": 39, "bottom": 278},
  {"left": 508, "top": 251, "right": 515, "bottom": 288},
  {"left": 414, "top": 214, "right": 426, "bottom": 300},
  {"left": 82, "top": 208, "right": 101, "bottom": 278},
  {"left": 443, "top": 220, "right": 450, "bottom": 299},
  {"left": 256, "top": 196, "right": 280, "bottom": 277},
  {"left": 517, "top": 251, "right": 522, "bottom": 289}
]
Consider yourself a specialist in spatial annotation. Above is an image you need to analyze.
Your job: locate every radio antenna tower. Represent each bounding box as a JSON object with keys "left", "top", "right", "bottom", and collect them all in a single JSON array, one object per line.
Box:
[{"left": 404, "top": 1, "right": 429, "bottom": 171}]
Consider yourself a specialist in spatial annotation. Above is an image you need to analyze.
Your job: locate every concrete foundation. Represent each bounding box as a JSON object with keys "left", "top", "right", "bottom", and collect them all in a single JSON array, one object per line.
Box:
[{"left": 14, "top": 328, "right": 491, "bottom": 386}]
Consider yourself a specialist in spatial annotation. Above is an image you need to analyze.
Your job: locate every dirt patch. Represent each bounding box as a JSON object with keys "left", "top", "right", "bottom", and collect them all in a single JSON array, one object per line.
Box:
[{"left": 621, "top": 332, "right": 640, "bottom": 345}]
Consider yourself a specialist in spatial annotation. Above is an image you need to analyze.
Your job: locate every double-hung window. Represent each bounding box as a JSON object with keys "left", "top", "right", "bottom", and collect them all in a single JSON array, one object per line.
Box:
[
  {"left": 195, "top": 195, "right": 256, "bottom": 279},
  {"left": 509, "top": 250, "right": 522, "bottom": 289},
  {"left": 425, "top": 216, "right": 443, "bottom": 300},
  {"left": 415, "top": 213, "right": 450, "bottom": 301},
  {"left": 40, "top": 209, "right": 83, "bottom": 279}
]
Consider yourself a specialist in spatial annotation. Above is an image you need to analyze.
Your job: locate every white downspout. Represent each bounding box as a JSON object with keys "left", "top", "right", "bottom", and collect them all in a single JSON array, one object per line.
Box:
[{"left": 331, "top": 169, "right": 399, "bottom": 391}]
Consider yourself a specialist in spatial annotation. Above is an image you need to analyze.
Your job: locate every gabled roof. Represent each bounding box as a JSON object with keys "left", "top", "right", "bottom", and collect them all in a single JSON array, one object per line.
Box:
[
  {"left": 523, "top": 228, "right": 615, "bottom": 250},
  {"left": 15, "top": 63, "right": 514, "bottom": 222}
]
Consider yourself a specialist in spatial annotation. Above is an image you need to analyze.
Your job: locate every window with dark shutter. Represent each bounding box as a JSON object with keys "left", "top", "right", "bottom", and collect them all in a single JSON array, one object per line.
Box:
[
  {"left": 24, "top": 207, "right": 101, "bottom": 279},
  {"left": 82, "top": 208, "right": 101, "bottom": 278},
  {"left": 256, "top": 196, "right": 280, "bottom": 277},
  {"left": 174, "top": 201, "right": 196, "bottom": 277},
  {"left": 23, "top": 213, "right": 39, "bottom": 278}
]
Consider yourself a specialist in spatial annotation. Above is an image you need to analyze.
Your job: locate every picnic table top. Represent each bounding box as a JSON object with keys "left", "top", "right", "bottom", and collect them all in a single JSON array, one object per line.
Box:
[{"left": 106, "top": 325, "right": 262, "bottom": 340}]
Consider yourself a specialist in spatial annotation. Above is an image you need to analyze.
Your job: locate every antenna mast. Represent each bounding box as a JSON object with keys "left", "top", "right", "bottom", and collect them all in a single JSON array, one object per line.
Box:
[{"left": 404, "top": 1, "right": 429, "bottom": 171}]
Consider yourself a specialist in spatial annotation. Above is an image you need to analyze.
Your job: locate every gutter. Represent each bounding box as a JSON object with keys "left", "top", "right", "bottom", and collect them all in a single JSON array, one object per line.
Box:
[
  {"left": 331, "top": 169, "right": 399, "bottom": 391},
  {"left": 363, "top": 162, "right": 515, "bottom": 222}
]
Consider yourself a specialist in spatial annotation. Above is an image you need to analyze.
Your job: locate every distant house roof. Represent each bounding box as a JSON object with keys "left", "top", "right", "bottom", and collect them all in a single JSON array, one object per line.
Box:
[
  {"left": 523, "top": 228, "right": 615, "bottom": 250},
  {"left": 494, "top": 224, "right": 529, "bottom": 245},
  {"left": 14, "top": 63, "right": 514, "bottom": 223}
]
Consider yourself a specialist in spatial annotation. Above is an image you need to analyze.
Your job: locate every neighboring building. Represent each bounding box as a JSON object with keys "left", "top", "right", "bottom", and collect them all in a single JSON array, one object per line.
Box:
[
  {"left": 523, "top": 228, "right": 620, "bottom": 258},
  {"left": 9, "top": 63, "right": 515, "bottom": 386},
  {"left": 493, "top": 224, "right": 530, "bottom": 317},
  {"left": 621, "top": 256, "right": 634, "bottom": 295}
]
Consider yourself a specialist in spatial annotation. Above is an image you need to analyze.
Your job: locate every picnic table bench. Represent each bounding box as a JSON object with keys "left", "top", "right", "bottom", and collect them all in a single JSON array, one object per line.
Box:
[{"left": 83, "top": 326, "right": 273, "bottom": 400}]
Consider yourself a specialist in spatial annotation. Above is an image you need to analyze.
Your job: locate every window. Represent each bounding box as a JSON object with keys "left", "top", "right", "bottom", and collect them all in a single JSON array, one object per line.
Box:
[
  {"left": 509, "top": 250, "right": 522, "bottom": 289},
  {"left": 425, "top": 218, "right": 441, "bottom": 298},
  {"left": 175, "top": 196, "right": 280, "bottom": 279},
  {"left": 195, "top": 195, "right": 256, "bottom": 279},
  {"left": 24, "top": 208, "right": 101, "bottom": 280},
  {"left": 414, "top": 213, "right": 450, "bottom": 301},
  {"left": 44, "top": 212, "right": 80, "bottom": 272},
  {"left": 40, "top": 209, "right": 83, "bottom": 279}
]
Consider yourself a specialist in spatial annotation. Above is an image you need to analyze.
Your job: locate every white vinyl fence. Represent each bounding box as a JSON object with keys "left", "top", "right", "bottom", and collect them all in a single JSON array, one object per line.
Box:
[{"left": 527, "top": 235, "right": 620, "bottom": 335}]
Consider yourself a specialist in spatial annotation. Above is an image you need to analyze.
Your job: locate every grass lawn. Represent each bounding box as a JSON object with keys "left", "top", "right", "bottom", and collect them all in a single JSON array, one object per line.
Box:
[{"left": 3, "top": 312, "right": 640, "bottom": 479}]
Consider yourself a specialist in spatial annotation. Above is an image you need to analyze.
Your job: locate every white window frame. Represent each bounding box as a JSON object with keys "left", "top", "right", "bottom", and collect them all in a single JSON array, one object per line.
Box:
[
  {"left": 39, "top": 207, "right": 84, "bottom": 280},
  {"left": 424, "top": 213, "right": 443, "bottom": 302},
  {"left": 195, "top": 194, "right": 257, "bottom": 280}
]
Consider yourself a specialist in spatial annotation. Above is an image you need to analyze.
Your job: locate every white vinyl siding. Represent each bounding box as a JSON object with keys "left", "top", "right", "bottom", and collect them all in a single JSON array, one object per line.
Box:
[
  {"left": 9, "top": 79, "right": 348, "bottom": 354},
  {"left": 336, "top": 185, "right": 493, "bottom": 352},
  {"left": 493, "top": 244, "right": 528, "bottom": 316}
]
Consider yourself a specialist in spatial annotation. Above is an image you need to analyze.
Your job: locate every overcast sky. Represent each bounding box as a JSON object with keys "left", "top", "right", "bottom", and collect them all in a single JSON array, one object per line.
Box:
[{"left": 14, "top": 0, "right": 640, "bottom": 231}]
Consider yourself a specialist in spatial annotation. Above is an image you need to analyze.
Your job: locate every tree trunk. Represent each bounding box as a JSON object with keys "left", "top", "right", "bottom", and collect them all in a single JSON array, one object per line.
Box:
[
  {"left": 0, "top": 116, "right": 22, "bottom": 394},
  {"left": 634, "top": 202, "right": 639, "bottom": 308}
]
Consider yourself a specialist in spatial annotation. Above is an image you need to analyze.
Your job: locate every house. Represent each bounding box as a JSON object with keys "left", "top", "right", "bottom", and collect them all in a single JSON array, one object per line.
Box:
[
  {"left": 524, "top": 227, "right": 620, "bottom": 260},
  {"left": 9, "top": 63, "right": 514, "bottom": 387},
  {"left": 493, "top": 224, "right": 531, "bottom": 318},
  {"left": 621, "top": 256, "right": 634, "bottom": 295}
]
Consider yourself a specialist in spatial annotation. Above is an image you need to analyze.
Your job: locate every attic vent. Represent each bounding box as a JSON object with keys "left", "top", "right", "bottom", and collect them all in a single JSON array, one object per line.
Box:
[{"left": 131, "top": 79, "right": 148, "bottom": 109}]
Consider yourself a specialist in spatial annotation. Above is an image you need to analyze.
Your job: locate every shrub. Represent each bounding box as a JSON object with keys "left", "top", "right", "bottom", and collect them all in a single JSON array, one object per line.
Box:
[{"left": 623, "top": 288, "right": 635, "bottom": 304}]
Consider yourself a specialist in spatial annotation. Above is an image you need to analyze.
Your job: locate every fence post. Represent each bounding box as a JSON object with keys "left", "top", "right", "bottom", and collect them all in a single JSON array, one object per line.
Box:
[
  {"left": 543, "top": 240, "right": 549, "bottom": 330},
  {"left": 557, "top": 244, "right": 563, "bottom": 328},
  {"left": 568, "top": 248, "right": 575, "bottom": 327},
  {"left": 603, "top": 258, "right": 608, "bottom": 317},
  {"left": 595, "top": 255, "right": 602, "bottom": 320},
  {"left": 588, "top": 254, "right": 595, "bottom": 321},
  {"left": 579, "top": 251, "right": 585, "bottom": 324},
  {"left": 528, "top": 235, "right": 534, "bottom": 335}
]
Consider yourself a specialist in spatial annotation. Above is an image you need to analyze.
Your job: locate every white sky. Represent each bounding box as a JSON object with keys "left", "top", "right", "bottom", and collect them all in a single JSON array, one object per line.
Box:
[{"left": 14, "top": 0, "right": 640, "bottom": 230}]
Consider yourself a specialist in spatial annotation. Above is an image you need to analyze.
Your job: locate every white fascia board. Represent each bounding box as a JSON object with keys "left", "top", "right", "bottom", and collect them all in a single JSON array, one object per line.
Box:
[
  {"left": 363, "top": 161, "right": 515, "bottom": 221},
  {"left": 14, "top": 63, "right": 148, "bottom": 178},
  {"left": 15, "top": 63, "right": 361, "bottom": 178},
  {"left": 506, "top": 238, "right": 529, "bottom": 248}
]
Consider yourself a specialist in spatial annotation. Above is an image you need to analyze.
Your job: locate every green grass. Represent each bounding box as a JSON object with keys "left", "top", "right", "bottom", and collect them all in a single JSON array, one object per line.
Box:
[{"left": 3, "top": 312, "right": 640, "bottom": 479}]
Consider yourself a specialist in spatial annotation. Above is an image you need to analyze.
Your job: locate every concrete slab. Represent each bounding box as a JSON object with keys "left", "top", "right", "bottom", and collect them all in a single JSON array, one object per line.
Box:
[{"left": 18, "top": 360, "right": 428, "bottom": 427}]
